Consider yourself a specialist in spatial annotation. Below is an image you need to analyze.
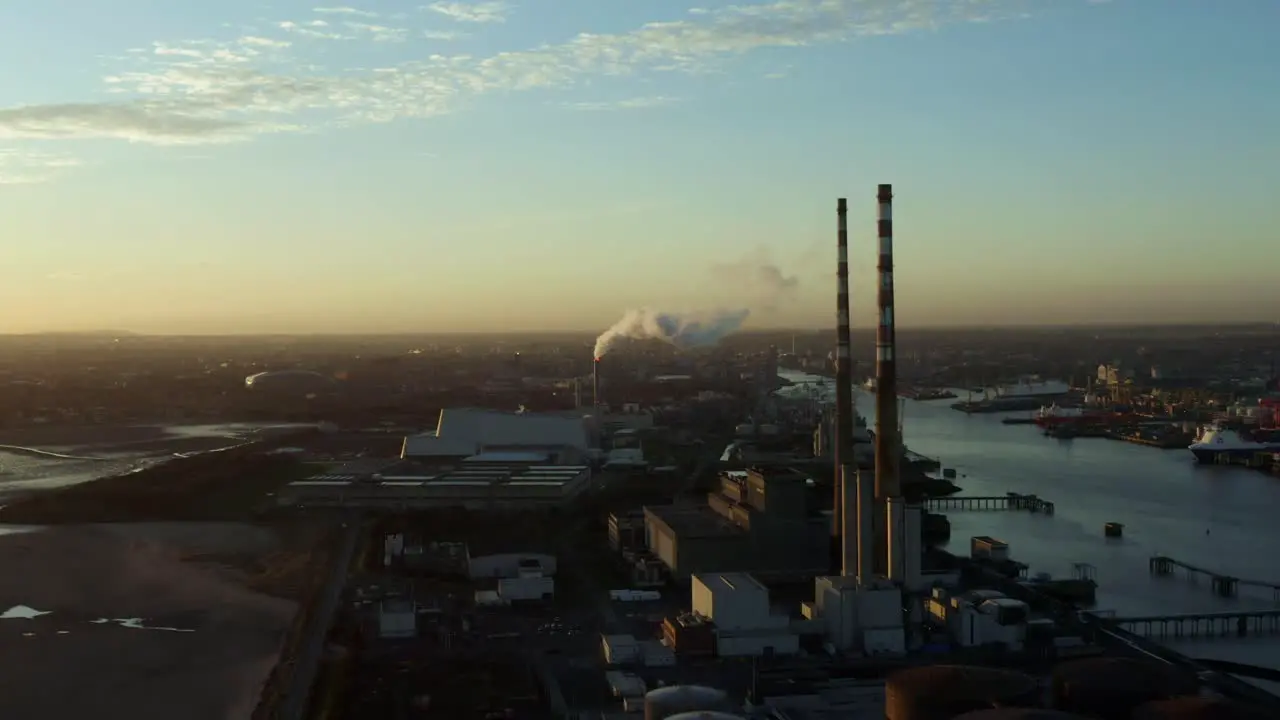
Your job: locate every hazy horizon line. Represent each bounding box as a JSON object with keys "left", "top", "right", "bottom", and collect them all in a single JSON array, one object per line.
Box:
[{"left": 3, "top": 320, "right": 1275, "bottom": 339}]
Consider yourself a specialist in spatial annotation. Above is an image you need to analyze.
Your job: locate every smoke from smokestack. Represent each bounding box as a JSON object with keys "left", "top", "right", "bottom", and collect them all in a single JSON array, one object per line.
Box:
[
  {"left": 593, "top": 308, "right": 749, "bottom": 359},
  {"left": 748, "top": 263, "right": 799, "bottom": 304},
  {"left": 710, "top": 253, "right": 800, "bottom": 310}
]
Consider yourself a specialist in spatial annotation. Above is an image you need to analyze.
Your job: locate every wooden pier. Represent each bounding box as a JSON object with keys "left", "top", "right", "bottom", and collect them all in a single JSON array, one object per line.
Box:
[
  {"left": 923, "top": 492, "right": 1054, "bottom": 516},
  {"left": 1106, "top": 610, "right": 1280, "bottom": 640},
  {"left": 1149, "top": 555, "right": 1280, "bottom": 601}
]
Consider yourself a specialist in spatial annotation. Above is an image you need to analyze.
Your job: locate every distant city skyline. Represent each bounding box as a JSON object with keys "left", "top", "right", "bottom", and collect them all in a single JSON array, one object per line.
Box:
[{"left": 2, "top": 0, "right": 1276, "bottom": 334}]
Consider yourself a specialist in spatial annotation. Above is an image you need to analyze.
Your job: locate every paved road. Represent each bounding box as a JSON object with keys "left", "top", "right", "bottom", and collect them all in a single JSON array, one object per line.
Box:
[{"left": 277, "top": 513, "right": 363, "bottom": 720}]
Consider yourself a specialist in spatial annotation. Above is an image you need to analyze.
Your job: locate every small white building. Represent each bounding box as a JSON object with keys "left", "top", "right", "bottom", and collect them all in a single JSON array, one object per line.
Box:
[
  {"left": 691, "top": 573, "right": 770, "bottom": 631},
  {"left": 930, "top": 589, "right": 1029, "bottom": 651},
  {"left": 691, "top": 572, "right": 799, "bottom": 657}
]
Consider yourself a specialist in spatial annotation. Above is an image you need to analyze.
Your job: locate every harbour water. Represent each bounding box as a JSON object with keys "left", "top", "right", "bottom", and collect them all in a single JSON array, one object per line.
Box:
[{"left": 781, "top": 371, "right": 1280, "bottom": 674}]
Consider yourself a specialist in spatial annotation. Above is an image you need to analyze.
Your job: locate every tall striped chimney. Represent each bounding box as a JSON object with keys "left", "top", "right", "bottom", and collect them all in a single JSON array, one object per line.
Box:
[
  {"left": 833, "top": 199, "right": 854, "bottom": 541},
  {"left": 874, "top": 184, "right": 901, "bottom": 502}
]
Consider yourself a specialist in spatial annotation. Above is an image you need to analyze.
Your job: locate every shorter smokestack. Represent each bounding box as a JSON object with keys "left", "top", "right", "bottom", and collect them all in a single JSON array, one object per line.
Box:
[
  {"left": 903, "top": 505, "right": 923, "bottom": 590},
  {"left": 593, "top": 358, "right": 601, "bottom": 409},
  {"left": 856, "top": 467, "right": 874, "bottom": 583},
  {"left": 839, "top": 464, "right": 857, "bottom": 577},
  {"left": 886, "top": 497, "right": 906, "bottom": 583}
]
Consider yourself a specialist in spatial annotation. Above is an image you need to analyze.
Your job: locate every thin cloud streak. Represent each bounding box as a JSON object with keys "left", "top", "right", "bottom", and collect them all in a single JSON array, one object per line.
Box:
[
  {"left": 563, "top": 96, "right": 679, "bottom": 111},
  {"left": 313, "top": 7, "right": 380, "bottom": 17},
  {"left": 424, "top": 2, "right": 508, "bottom": 23}
]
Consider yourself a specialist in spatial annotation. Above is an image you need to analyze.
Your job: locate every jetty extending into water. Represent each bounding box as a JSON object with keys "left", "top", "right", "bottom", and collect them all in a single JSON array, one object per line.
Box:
[
  {"left": 923, "top": 492, "right": 1055, "bottom": 516},
  {"left": 1104, "top": 609, "right": 1280, "bottom": 641},
  {"left": 1149, "top": 555, "right": 1280, "bottom": 601}
]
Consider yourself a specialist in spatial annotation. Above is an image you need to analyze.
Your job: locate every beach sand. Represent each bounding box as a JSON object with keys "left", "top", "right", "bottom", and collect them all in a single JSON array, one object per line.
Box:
[{"left": 0, "top": 523, "right": 300, "bottom": 720}]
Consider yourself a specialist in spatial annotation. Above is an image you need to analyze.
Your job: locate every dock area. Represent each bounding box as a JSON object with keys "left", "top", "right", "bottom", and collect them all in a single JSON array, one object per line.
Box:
[
  {"left": 1150, "top": 555, "right": 1280, "bottom": 601},
  {"left": 923, "top": 492, "right": 1054, "bottom": 515},
  {"left": 1104, "top": 609, "right": 1280, "bottom": 640},
  {"left": 970, "top": 563, "right": 1280, "bottom": 713},
  {"left": 1106, "top": 429, "right": 1194, "bottom": 449}
]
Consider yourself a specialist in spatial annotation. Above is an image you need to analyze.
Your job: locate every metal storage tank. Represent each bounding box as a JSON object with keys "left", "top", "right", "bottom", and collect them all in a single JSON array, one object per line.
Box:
[
  {"left": 885, "top": 665, "right": 1040, "bottom": 720},
  {"left": 1131, "top": 696, "right": 1267, "bottom": 720},
  {"left": 952, "top": 710, "right": 1087, "bottom": 720},
  {"left": 1050, "top": 658, "right": 1197, "bottom": 720},
  {"left": 665, "top": 713, "right": 744, "bottom": 720},
  {"left": 643, "top": 686, "right": 731, "bottom": 720}
]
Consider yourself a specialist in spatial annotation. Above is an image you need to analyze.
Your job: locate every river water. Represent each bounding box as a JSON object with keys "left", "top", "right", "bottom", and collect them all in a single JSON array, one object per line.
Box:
[
  {"left": 0, "top": 423, "right": 314, "bottom": 502},
  {"left": 780, "top": 372, "right": 1280, "bottom": 672}
]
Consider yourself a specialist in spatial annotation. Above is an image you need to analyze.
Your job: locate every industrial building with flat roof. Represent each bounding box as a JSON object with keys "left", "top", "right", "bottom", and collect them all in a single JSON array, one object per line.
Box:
[
  {"left": 279, "top": 407, "right": 604, "bottom": 509},
  {"left": 400, "top": 408, "right": 593, "bottom": 463},
  {"left": 279, "top": 458, "right": 592, "bottom": 509},
  {"left": 643, "top": 467, "right": 830, "bottom": 580}
]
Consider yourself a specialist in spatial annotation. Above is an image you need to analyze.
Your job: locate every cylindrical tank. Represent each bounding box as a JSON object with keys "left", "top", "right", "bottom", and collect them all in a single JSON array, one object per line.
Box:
[
  {"left": 665, "top": 713, "right": 743, "bottom": 720},
  {"left": 1131, "top": 696, "right": 1268, "bottom": 720},
  {"left": 1050, "top": 658, "right": 1197, "bottom": 720},
  {"left": 885, "top": 665, "right": 1040, "bottom": 720},
  {"left": 952, "top": 710, "right": 1087, "bottom": 720},
  {"left": 643, "top": 686, "right": 731, "bottom": 720}
]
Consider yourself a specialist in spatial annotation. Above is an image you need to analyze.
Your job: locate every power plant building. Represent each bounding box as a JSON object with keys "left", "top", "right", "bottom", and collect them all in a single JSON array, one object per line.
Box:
[
  {"left": 401, "top": 408, "right": 593, "bottom": 464},
  {"left": 643, "top": 468, "right": 830, "bottom": 580}
]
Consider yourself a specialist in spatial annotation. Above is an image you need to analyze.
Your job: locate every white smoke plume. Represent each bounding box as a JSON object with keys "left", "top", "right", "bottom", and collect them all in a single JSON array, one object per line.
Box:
[
  {"left": 593, "top": 308, "right": 750, "bottom": 359},
  {"left": 710, "top": 253, "right": 799, "bottom": 310}
]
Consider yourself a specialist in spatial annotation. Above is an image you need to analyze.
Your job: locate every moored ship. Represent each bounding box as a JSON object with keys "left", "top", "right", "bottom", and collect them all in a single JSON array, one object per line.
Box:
[
  {"left": 951, "top": 376, "right": 1073, "bottom": 414},
  {"left": 1187, "top": 423, "right": 1280, "bottom": 464},
  {"left": 1034, "top": 404, "right": 1138, "bottom": 428}
]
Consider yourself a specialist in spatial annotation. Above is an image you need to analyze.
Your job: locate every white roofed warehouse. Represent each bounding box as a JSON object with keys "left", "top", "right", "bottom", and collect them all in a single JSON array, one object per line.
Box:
[
  {"left": 278, "top": 408, "right": 600, "bottom": 510},
  {"left": 400, "top": 408, "right": 592, "bottom": 465}
]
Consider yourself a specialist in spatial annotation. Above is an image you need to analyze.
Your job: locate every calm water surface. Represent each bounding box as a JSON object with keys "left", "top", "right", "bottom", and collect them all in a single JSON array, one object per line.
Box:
[{"left": 782, "top": 372, "right": 1280, "bottom": 670}]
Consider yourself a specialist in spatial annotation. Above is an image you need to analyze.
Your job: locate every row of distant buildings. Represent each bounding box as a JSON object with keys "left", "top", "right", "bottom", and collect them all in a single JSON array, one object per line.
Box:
[{"left": 278, "top": 406, "right": 653, "bottom": 509}]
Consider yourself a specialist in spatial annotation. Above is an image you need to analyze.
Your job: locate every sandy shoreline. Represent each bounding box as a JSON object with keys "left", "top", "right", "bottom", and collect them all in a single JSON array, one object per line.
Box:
[
  {"left": 0, "top": 523, "right": 301, "bottom": 720},
  {"left": 0, "top": 423, "right": 310, "bottom": 456}
]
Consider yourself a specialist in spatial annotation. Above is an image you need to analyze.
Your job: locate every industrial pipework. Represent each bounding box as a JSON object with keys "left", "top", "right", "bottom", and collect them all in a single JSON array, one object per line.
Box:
[{"left": 834, "top": 198, "right": 854, "bottom": 540}]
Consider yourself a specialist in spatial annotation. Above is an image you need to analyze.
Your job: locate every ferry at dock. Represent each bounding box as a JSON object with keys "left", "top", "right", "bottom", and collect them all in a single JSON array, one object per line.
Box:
[{"left": 1187, "top": 423, "right": 1280, "bottom": 464}]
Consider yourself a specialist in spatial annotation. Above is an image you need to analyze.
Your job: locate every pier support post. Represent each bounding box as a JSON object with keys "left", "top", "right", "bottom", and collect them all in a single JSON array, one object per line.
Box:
[{"left": 1213, "top": 576, "right": 1238, "bottom": 598}]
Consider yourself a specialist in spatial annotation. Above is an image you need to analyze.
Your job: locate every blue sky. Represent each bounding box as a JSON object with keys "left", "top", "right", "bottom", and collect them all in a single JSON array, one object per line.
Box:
[{"left": 1, "top": 0, "right": 1277, "bottom": 334}]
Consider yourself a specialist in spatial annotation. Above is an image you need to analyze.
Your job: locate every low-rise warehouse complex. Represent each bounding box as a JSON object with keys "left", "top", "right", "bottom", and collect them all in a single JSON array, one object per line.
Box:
[
  {"left": 643, "top": 468, "right": 830, "bottom": 580},
  {"left": 279, "top": 462, "right": 592, "bottom": 509}
]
